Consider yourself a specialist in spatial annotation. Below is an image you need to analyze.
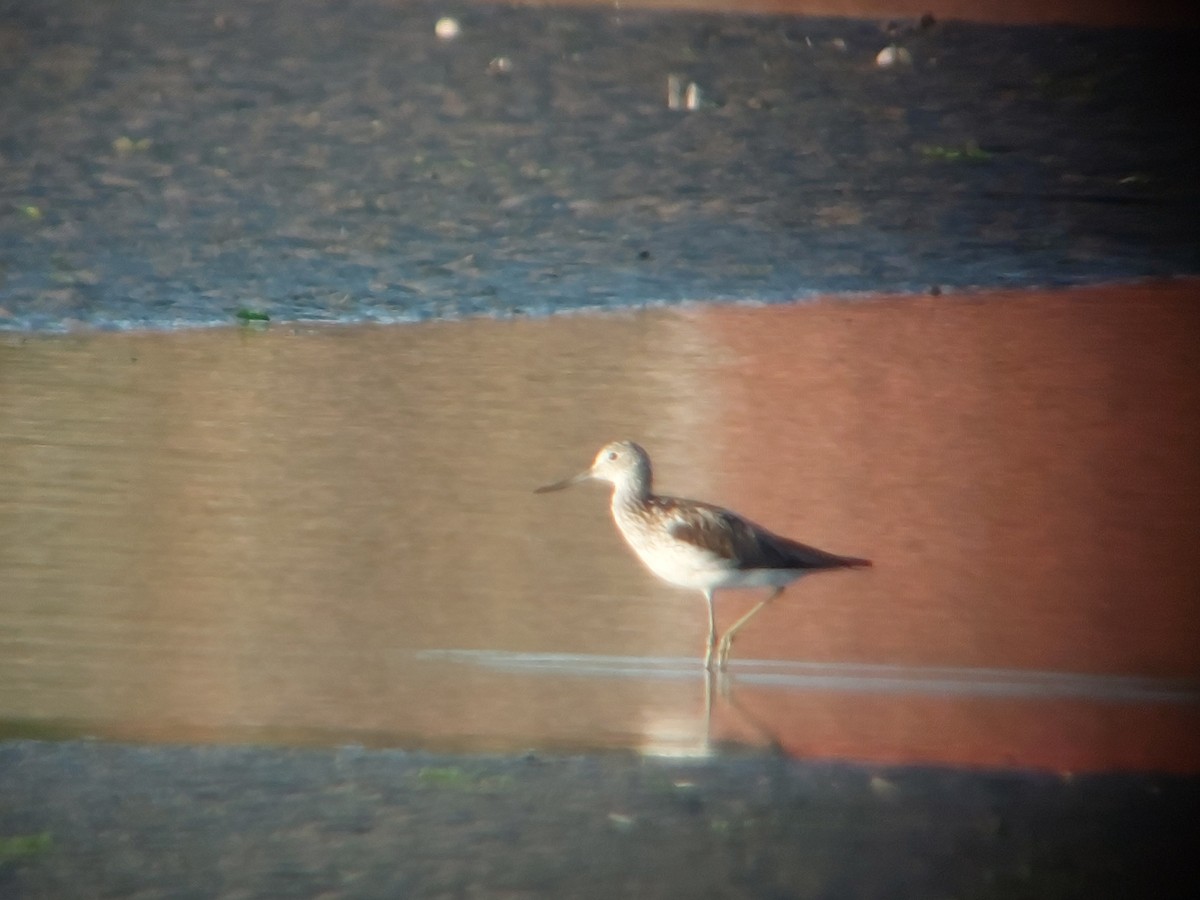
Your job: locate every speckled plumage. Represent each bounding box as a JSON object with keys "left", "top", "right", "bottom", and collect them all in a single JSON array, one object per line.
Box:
[{"left": 536, "top": 440, "right": 870, "bottom": 669}]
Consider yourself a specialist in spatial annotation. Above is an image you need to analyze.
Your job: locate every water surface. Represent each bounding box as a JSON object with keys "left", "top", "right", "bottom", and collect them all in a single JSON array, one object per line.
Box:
[{"left": 2, "top": 282, "right": 1199, "bottom": 770}]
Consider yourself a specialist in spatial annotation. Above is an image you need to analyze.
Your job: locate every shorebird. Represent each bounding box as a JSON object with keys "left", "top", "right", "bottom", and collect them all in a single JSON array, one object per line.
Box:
[{"left": 536, "top": 440, "right": 870, "bottom": 670}]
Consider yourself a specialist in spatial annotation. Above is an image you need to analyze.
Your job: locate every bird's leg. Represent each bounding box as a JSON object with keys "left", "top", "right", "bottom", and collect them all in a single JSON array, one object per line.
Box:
[
  {"left": 702, "top": 589, "right": 717, "bottom": 670},
  {"left": 717, "top": 587, "right": 784, "bottom": 669}
]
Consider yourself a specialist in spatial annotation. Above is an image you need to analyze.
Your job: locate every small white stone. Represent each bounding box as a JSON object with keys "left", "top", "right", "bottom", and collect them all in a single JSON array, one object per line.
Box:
[
  {"left": 435, "top": 17, "right": 460, "bottom": 40},
  {"left": 684, "top": 82, "right": 701, "bottom": 110},
  {"left": 875, "top": 45, "right": 913, "bottom": 67}
]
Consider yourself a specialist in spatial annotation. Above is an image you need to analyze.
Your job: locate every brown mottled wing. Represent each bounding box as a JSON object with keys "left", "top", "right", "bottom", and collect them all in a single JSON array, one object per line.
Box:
[{"left": 659, "top": 497, "right": 870, "bottom": 572}]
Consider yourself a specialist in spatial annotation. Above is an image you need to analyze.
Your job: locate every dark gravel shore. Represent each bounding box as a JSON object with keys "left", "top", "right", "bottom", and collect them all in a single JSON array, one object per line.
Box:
[
  {"left": 1, "top": 740, "right": 1198, "bottom": 899},
  {"left": 2, "top": 0, "right": 1198, "bottom": 330}
]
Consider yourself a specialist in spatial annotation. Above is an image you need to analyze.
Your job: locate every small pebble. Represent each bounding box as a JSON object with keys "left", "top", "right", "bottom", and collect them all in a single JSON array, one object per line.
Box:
[
  {"left": 875, "top": 45, "right": 913, "bottom": 68},
  {"left": 667, "top": 75, "right": 703, "bottom": 111},
  {"left": 435, "top": 17, "right": 460, "bottom": 40}
]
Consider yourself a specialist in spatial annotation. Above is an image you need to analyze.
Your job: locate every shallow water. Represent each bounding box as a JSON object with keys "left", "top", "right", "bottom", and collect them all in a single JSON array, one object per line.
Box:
[{"left": 2, "top": 283, "right": 1199, "bottom": 770}]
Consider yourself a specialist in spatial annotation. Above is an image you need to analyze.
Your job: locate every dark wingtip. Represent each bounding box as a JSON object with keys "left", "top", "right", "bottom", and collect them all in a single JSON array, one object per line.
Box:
[{"left": 845, "top": 556, "right": 872, "bottom": 568}]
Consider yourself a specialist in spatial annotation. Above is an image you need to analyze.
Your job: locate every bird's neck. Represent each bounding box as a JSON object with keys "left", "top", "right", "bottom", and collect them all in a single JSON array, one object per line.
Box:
[{"left": 610, "top": 475, "right": 651, "bottom": 510}]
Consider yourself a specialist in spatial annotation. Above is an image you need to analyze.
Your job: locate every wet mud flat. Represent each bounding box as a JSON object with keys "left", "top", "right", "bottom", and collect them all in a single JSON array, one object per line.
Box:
[
  {"left": 2, "top": 0, "right": 1199, "bottom": 330},
  {"left": 1, "top": 740, "right": 1197, "bottom": 899}
]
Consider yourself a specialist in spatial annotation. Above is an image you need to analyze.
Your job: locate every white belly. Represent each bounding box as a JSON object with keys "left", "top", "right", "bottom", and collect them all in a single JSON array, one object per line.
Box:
[{"left": 616, "top": 522, "right": 804, "bottom": 593}]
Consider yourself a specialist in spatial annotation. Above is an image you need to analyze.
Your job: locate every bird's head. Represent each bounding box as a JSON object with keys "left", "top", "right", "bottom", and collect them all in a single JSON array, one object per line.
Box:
[{"left": 535, "top": 440, "right": 653, "bottom": 498}]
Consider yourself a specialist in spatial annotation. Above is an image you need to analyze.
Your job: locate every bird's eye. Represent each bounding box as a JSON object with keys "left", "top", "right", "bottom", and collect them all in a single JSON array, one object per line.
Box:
[{"left": 607, "top": 451, "right": 618, "bottom": 461}]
